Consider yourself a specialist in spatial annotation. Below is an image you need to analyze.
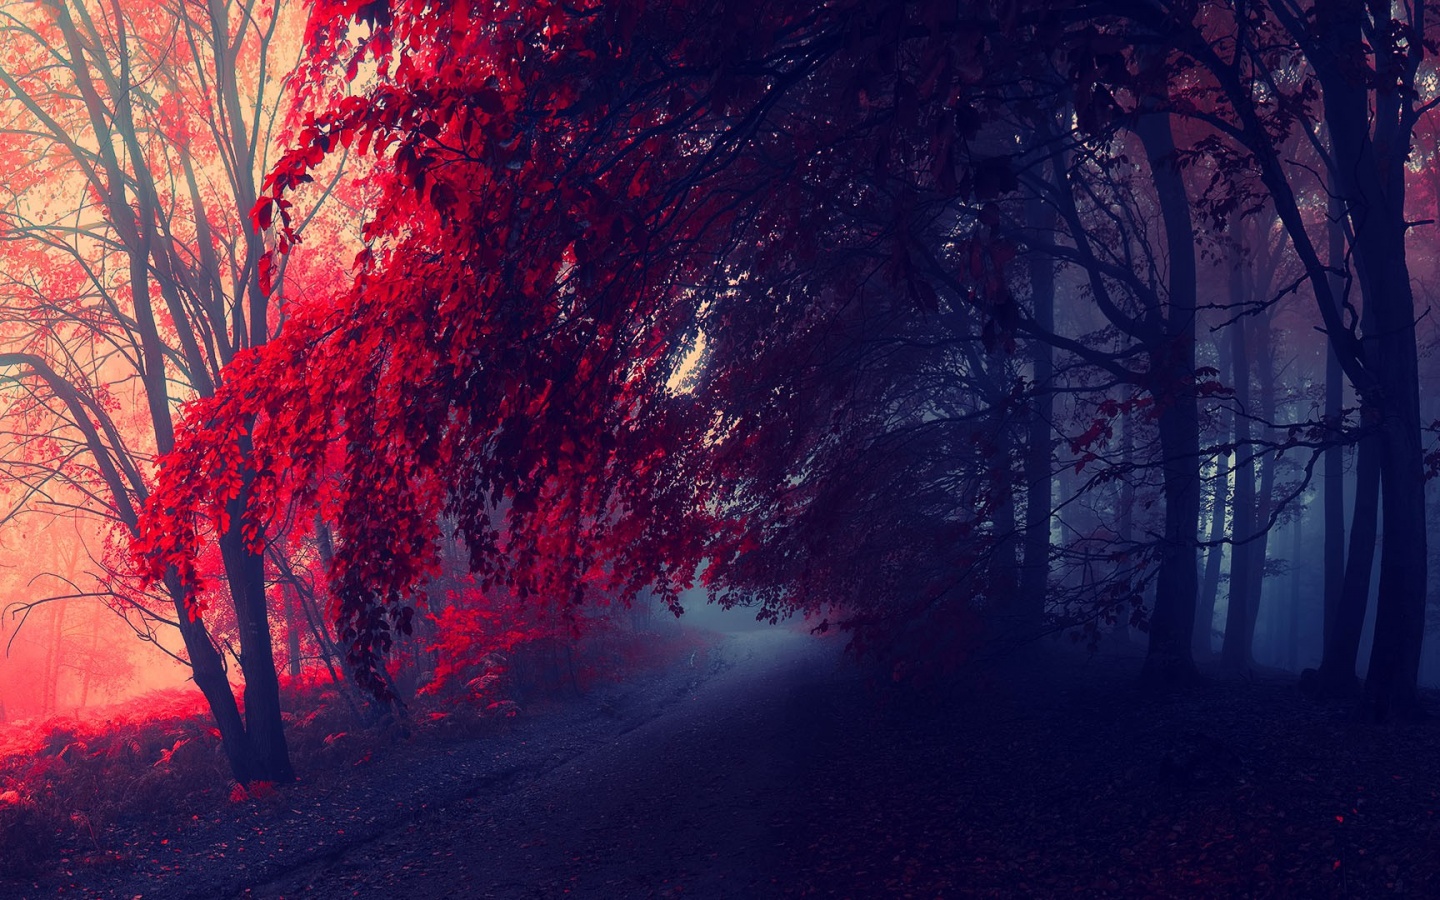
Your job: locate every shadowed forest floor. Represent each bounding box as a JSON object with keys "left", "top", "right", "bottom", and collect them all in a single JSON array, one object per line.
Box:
[{"left": 6, "top": 629, "right": 1440, "bottom": 898}]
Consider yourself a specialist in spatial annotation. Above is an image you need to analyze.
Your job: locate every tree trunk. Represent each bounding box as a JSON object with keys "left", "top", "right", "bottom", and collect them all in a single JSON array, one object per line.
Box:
[
  {"left": 1315, "top": 0, "right": 1427, "bottom": 719},
  {"left": 1018, "top": 186, "right": 1055, "bottom": 630},
  {"left": 1146, "top": 382, "right": 1201, "bottom": 686},
  {"left": 1318, "top": 434, "right": 1379, "bottom": 693},
  {"left": 285, "top": 589, "right": 303, "bottom": 678},
  {"left": 219, "top": 468, "right": 295, "bottom": 783},
  {"left": 1119, "top": 408, "right": 1135, "bottom": 546},
  {"left": 1364, "top": 321, "right": 1427, "bottom": 718},
  {"left": 1242, "top": 315, "right": 1277, "bottom": 662},
  {"left": 1196, "top": 436, "right": 1229, "bottom": 657},
  {"left": 1319, "top": 15, "right": 1428, "bottom": 717},
  {"left": 1323, "top": 192, "right": 1346, "bottom": 647},
  {"left": 1196, "top": 332, "right": 1231, "bottom": 657},
  {"left": 1288, "top": 504, "right": 1302, "bottom": 670},
  {"left": 78, "top": 605, "right": 102, "bottom": 709},
  {"left": 165, "top": 570, "right": 257, "bottom": 782},
  {"left": 42, "top": 603, "right": 65, "bottom": 714},
  {"left": 1222, "top": 257, "right": 1257, "bottom": 669},
  {"left": 1135, "top": 108, "right": 1200, "bottom": 687},
  {"left": 990, "top": 397, "right": 1020, "bottom": 613},
  {"left": 1119, "top": 408, "right": 1138, "bottom": 642}
]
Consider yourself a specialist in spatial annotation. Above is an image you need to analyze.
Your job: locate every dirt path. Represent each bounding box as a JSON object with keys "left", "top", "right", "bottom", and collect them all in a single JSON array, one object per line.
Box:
[
  {"left": 36, "top": 630, "right": 1435, "bottom": 899},
  {"left": 239, "top": 629, "right": 845, "bottom": 899}
]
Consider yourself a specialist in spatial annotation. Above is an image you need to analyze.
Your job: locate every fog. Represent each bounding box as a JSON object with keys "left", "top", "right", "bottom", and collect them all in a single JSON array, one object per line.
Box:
[
  {"left": 8, "top": 0, "right": 1440, "bottom": 894},
  {"left": 0, "top": 514, "right": 190, "bottom": 724}
]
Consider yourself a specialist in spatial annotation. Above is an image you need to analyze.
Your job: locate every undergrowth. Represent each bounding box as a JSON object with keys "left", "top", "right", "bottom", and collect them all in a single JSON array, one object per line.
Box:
[{"left": 0, "top": 625, "right": 705, "bottom": 876}]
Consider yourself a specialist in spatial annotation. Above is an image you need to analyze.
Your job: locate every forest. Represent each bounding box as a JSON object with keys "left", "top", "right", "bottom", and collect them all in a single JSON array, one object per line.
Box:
[{"left": 1, "top": 0, "right": 1439, "bottom": 895}]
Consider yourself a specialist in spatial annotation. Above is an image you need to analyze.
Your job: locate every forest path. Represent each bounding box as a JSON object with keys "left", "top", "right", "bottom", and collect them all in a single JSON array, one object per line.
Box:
[
  {"left": 240, "top": 628, "right": 850, "bottom": 899},
  {"left": 31, "top": 632, "right": 1440, "bottom": 898}
]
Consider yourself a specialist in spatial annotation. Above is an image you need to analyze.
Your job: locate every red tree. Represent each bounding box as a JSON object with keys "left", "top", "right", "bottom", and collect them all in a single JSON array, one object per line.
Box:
[
  {"left": 0, "top": 0, "right": 361, "bottom": 780},
  {"left": 138, "top": 0, "right": 1045, "bottom": 690}
]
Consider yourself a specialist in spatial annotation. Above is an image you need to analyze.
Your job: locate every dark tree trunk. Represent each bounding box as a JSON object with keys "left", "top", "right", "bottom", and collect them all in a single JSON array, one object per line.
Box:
[
  {"left": 1196, "top": 417, "right": 1229, "bottom": 657},
  {"left": 1323, "top": 193, "right": 1347, "bottom": 647},
  {"left": 217, "top": 461, "right": 295, "bottom": 784},
  {"left": 1242, "top": 316, "right": 1277, "bottom": 661},
  {"left": 1318, "top": 431, "right": 1380, "bottom": 693},
  {"left": 1196, "top": 330, "right": 1231, "bottom": 657},
  {"left": 1350, "top": 192, "right": 1427, "bottom": 716},
  {"left": 1364, "top": 313, "right": 1427, "bottom": 718},
  {"left": 218, "top": 527, "right": 295, "bottom": 783},
  {"left": 165, "top": 570, "right": 256, "bottom": 782},
  {"left": 1288, "top": 504, "right": 1302, "bottom": 670},
  {"left": 1146, "top": 381, "right": 1201, "bottom": 686},
  {"left": 1118, "top": 408, "right": 1139, "bottom": 644},
  {"left": 990, "top": 404, "right": 1020, "bottom": 620},
  {"left": 286, "top": 590, "right": 303, "bottom": 679},
  {"left": 1222, "top": 258, "right": 1257, "bottom": 669},
  {"left": 1135, "top": 109, "right": 1200, "bottom": 687},
  {"left": 1018, "top": 187, "right": 1056, "bottom": 630},
  {"left": 1119, "top": 408, "right": 1135, "bottom": 546}
]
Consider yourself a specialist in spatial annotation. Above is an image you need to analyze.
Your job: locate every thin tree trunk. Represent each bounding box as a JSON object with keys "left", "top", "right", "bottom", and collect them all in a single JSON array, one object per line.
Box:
[
  {"left": 43, "top": 603, "right": 64, "bottom": 714},
  {"left": 990, "top": 398, "right": 1020, "bottom": 618},
  {"left": 285, "top": 589, "right": 302, "bottom": 679},
  {"left": 1223, "top": 255, "right": 1256, "bottom": 669},
  {"left": 78, "top": 605, "right": 102, "bottom": 709},
  {"left": 1242, "top": 315, "right": 1277, "bottom": 662},
  {"left": 1196, "top": 445, "right": 1228, "bottom": 657},
  {"left": 1018, "top": 184, "right": 1055, "bottom": 631},
  {"left": 1323, "top": 191, "right": 1346, "bottom": 647},
  {"left": 1119, "top": 408, "right": 1135, "bottom": 545},
  {"left": 1196, "top": 335, "right": 1231, "bottom": 657},
  {"left": 1289, "top": 505, "right": 1302, "bottom": 670},
  {"left": 1319, "top": 434, "right": 1380, "bottom": 692}
]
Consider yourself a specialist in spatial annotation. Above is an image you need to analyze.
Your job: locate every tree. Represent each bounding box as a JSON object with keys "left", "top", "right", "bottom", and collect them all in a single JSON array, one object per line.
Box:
[
  {"left": 0, "top": 0, "right": 345, "bottom": 779},
  {"left": 1171, "top": 0, "right": 1431, "bottom": 714},
  {"left": 1220, "top": 215, "right": 1287, "bottom": 670}
]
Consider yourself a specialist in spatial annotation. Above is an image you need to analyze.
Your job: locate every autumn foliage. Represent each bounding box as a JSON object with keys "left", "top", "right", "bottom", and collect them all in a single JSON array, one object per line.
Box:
[
  {"left": 3, "top": 2, "right": 1440, "bottom": 893},
  {"left": 135, "top": 0, "right": 1025, "bottom": 692},
  {"left": 117, "top": 0, "right": 1440, "bottom": 735}
]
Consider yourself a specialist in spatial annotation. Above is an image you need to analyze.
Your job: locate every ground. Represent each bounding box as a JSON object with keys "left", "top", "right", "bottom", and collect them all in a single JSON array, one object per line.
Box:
[{"left": 7, "top": 629, "right": 1440, "bottom": 898}]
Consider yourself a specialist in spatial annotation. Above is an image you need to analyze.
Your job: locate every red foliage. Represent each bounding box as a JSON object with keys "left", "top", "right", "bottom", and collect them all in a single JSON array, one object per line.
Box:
[
  {"left": 423, "top": 583, "right": 559, "bottom": 699},
  {"left": 135, "top": 0, "right": 1046, "bottom": 692},
  {"left": 230, "top": 779, "right": 276, "bottom": 803}
]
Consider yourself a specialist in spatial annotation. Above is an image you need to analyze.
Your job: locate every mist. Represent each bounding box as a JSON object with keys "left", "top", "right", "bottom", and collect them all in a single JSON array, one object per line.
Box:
[{"left": 6, "top": 0, "right": 1440, "bottom": 897}]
